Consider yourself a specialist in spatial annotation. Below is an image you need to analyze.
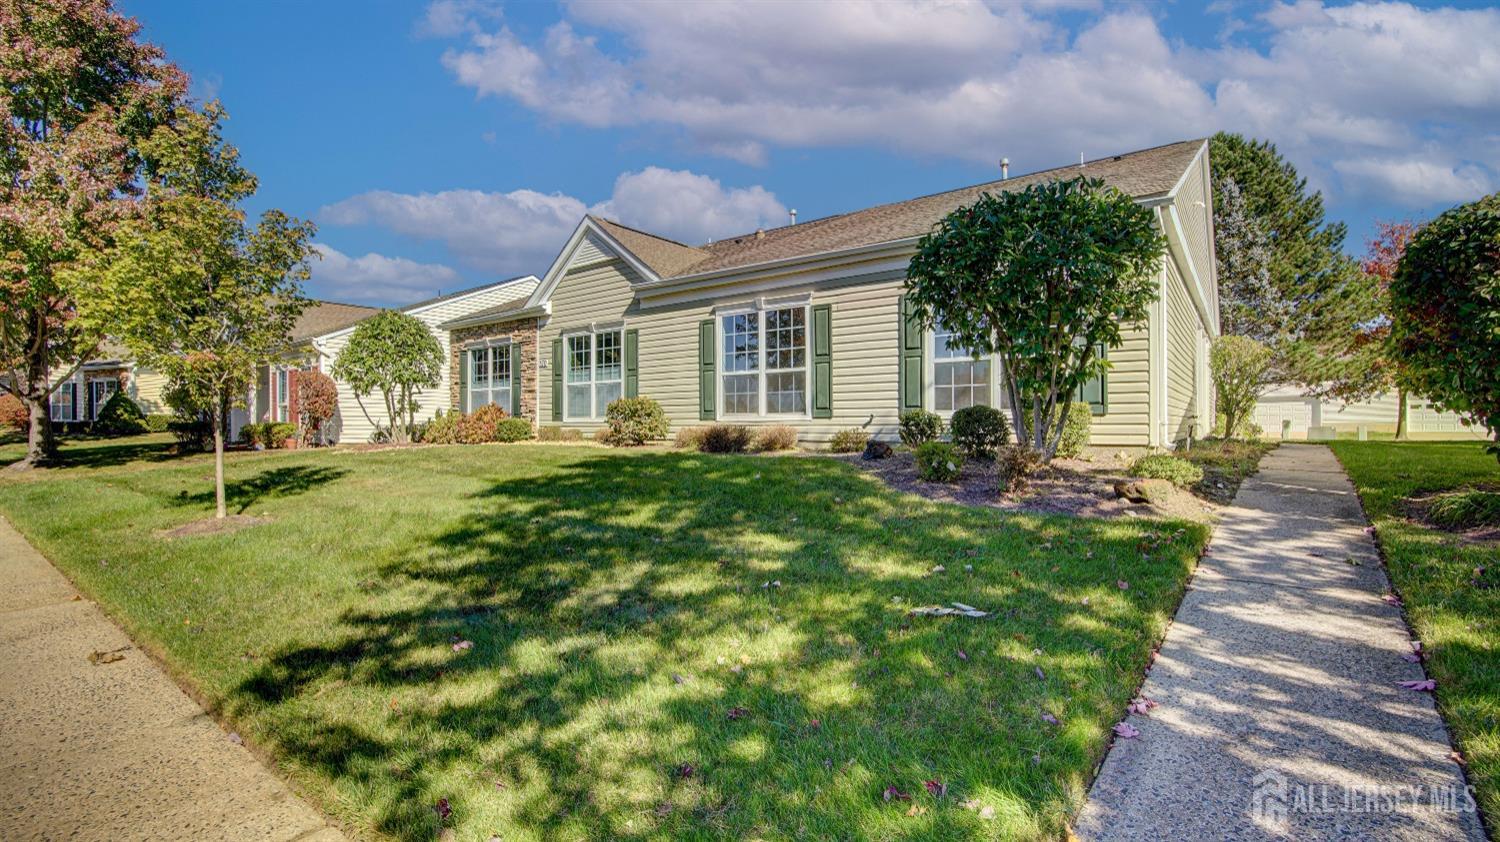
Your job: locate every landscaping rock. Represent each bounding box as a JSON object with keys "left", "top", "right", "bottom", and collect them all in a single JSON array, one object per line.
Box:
[
  {"left": 862, "top": 440, "right": 894, "bottom": 460},
  {"left": 1113, "top": 480, "right": 1155, "bottom": 504}
]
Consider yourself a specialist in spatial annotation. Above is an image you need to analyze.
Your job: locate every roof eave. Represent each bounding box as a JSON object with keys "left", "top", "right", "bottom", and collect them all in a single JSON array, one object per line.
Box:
[{"left": 439, "top": 302, "right": 551, "bottom": 331}]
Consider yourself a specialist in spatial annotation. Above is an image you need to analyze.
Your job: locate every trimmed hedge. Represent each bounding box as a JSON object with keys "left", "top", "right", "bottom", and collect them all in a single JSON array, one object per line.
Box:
[
  {"left": 915, "top": 441, "right": 964, "bottom": 482},
  {"left": 899, "top": 409, "right": 943, "bottom": 448},
  {"left": 828, "top": 428, "right": 869, "bottom": 454},
  {"left": 602, "top": 396, "right": 670, "bottom": 446},
  {"left": 950, "top": 405, "right": 1009, "bottom": 459}
]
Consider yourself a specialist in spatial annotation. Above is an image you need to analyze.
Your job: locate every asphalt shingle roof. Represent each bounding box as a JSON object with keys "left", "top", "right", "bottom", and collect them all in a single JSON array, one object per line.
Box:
[
  {"left": 288, "top": 301, "right": 381, "bottom": 342},
  {"left": 596, "top": 139, "right": 1205, "bottom": 282}
]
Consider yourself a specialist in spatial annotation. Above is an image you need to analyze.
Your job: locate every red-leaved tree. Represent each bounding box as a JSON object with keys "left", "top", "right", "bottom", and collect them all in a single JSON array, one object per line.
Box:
[
  {"left": 0, "top": 0, "right": 186, "bottom": 468},
  {"left": 296, "top": 369, "right": 338, "bottom": 445}
]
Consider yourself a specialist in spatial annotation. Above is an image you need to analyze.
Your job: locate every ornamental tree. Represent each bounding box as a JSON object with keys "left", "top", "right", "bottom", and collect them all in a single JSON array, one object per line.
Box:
[
  {"left": 1390, "top": 193, "right": 1500, "bottom": 461},
  {"left": 0, "top": 0, "right": 186, "bottom": 468},
  {"left": 905, "top": 176, "right": 1165, "bottom": 460},
  {"left": 331, "top": 311, "right": 442, "bottom": 444},
  {"left": 70, "top": 104, "right": 314, "bottom": 518},
  {"left": 1211, "top": 336, "right": 1273, "bottom": 440},
  {"left": 295, "top": 368, "right": 338, "bottom": 445}
]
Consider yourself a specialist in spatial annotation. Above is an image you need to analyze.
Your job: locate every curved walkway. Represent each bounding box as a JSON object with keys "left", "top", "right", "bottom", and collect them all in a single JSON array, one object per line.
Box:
[
  {"left": 1077, "top": 444, "right": 1485, "bottom": 841},
  {"left": 0, "top": 515, "right": 343, "bottom": 842}
]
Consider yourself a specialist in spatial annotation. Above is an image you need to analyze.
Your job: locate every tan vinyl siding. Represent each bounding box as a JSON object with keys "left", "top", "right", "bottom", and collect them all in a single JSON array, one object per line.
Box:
[
  {"left": 130, "top": 367, "right": 169, "bottom": 414},
  {"left": 319, "top": 279, "right": 537, "bottom": 443},
  {"left": 1091, "top": 324, "right": 1151, "bottom": 448},
  {"left": 537, "top": 254, "right": 1159, "bottom": 447},
  {"left": 1176, "top": 148, "right": 1214, "bottom": 311},
  {"left": 1165, "top": 261, "right": 1200, "bottom": 443}
]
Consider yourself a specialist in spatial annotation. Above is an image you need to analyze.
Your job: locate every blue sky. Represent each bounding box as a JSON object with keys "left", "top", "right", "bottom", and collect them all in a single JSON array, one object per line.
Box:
[{"left": 124, "top": 0, "right": 1500, "bottom": 307}]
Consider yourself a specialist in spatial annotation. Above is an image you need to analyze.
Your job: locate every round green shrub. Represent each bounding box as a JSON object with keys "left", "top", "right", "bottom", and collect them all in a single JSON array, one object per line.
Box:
[
  {"left": 494, "top": 417, "right": 534, "bottom": 442},
  {"left": 899, "top": 409, "right": 943, "bottom": 448},
  {"left": 949, "top": 405, "right": 1010, "bottom": 459},
  {"left": 752, "top": 424, "right": 798, "bottom": 452},
  {"left": 603, "top": 396, "right": 670, "bottom": 445},
  {"left": 1128, "top": 453, "right": 1203, "bottom": 487},
  {"left": 268, "top": 422, "right": 297, "bottom": 447},
  {"left": 94, "top": 390, "right": 147, "bottom": 436},
  {"left": 914, "top": 440, "right": 964, "bottom": 482},
  {"left": 1055, "top": 402, "right": 1093, "bottom": 458},
  {"left": 828, "top": 427, "right": 870, "bottom": 453}
]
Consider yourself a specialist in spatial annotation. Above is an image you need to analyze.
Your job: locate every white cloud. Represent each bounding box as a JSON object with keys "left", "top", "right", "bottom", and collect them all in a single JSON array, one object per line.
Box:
[
  {"left": 430, "top": 0, "right": 1500, "bottom": 212},
  {"left": 1332, "top": 156, "right": 1495, "bottom": 205},
  {"left": 309, "top": 244, "right": 462, "bottom": 305},
  {"left": 320, "top": 167, "right": 787, "bottom": 274}
]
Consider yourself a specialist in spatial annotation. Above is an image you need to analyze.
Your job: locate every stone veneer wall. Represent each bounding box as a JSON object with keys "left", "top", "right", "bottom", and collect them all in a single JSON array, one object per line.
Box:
[{"left": 448, "top": 317, "right": 539, "bottom": 424}]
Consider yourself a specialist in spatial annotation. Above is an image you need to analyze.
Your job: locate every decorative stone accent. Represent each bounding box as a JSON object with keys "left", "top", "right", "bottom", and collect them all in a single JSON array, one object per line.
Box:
[{"left": 448, "top": 317, "right": 539, "bottom": 423}]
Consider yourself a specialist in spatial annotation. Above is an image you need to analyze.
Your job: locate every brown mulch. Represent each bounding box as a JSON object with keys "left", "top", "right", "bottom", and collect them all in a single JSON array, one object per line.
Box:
[
  {"left": 156, "top": 514, "right": 269, "bottom": 539},
  {"left": 834, "top": 450, "right": 1220, "bottom": 523}
]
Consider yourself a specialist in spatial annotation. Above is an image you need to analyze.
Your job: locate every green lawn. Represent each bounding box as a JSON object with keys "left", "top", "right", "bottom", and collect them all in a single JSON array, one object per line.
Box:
[
  {"left": 1328, "top": 441, "right": 1500, "bottom": 824},
  {"left": 0, "top": 436, "right": 1209, "bottom": 841}
]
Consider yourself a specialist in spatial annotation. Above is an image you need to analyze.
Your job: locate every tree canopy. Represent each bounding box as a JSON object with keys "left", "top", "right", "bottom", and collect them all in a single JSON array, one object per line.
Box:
[
  {"left": 331, "top": 310, "right": 443, "bottom": 444},
  {"left": 71, "top": 103, "right": 314, "bottom": 517},
  {"left": 0, "top": 0, "right": 186, "bottom": 467},
  {"left": 1389, "top": 193, "right": 1500, "bottom": 459},
  {"left": 905, "top": 176, "right": 1165, "bottom": 460}
]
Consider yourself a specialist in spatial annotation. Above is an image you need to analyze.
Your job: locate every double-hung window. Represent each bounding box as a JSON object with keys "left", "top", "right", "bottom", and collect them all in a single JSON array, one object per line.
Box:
[
  {"left": 933, "top": 322, "right": 991, "bottom": 412},
  {"left": 720, "top": 304, "right": 807, "bottom": 417},
  {"left": 564, "top": 329, "right": 623, "bottom": 420},
  {"left": 89, "top": 378, "right": 119, "bottom": 421},
  {"left": 467, "top": 345, "right": 512, "bottom": 412},
  {"left": 50, "top": 379, "right": 77, "bottom": 422},
  {"left": 275, "top": 368, "right": 290, "bottom": 422}
]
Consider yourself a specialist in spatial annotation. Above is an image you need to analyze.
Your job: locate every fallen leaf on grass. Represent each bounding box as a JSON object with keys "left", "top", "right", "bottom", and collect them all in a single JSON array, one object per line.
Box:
[
  {"left": 924, "top": 779, "right": 947, "bottom": 797},
  {"left": 1116, "top": 580, "right": 1129, "bottom": 590},
  {"left": 906, "top": 804, "right": 928, "bottom": 816},
  {"left": 1398, "top": 679, "right": 1436, "bottom": 692},
  {"left": 726, "top": 706, "right": 749, "bottom": 720},
  {"left": 883, "top": 786, "right": 911, "bottom": 802},
  {"left": 1040, "top": 712, "right": 1060, "bottom": 725},
  {"left": 434, "top": 797, "right": 452, "bottom": 821},
  {"left": 1034, "top": 666, "right": 1046, "bottom": 680},
  {"left": 676, "top": 762, "right": 695, "bottom": 778},
  {"left": 1113, "top": 722, "right": 1140, "bottom": 739},
  {"left": 451, "top": 639, "right": 474, "bottom": 652},
  {"left": 956, "top": 649, "right": 968, "bottom": 661}
]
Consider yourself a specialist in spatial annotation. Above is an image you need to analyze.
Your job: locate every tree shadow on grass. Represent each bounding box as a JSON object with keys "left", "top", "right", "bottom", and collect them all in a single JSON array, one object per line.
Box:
[
  {"left": 172, "top": 465, "right": 349, "bottom": 515},
  {"left": 229, "top": 451, "right": 1202, "bottom": 840}
]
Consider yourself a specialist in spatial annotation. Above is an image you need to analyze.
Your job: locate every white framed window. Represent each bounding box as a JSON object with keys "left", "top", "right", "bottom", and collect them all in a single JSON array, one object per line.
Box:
[
  {"left": 50, "top": 379, "right": 77, "bottom": 422},
  {"left": 89, "top": 378, "right": 119, "bottom": 420},
  {"left": 467, "top": 344, "right": 512, "bottom": 412},
  {"left": 275, "top": 368, "right": 290, "bottom": 422},
  {"left": 932, "top": 323, "right": 992, "bottom": 413},
  {"left": 719, "top": 303, "right": 808, "bottom": 417},
  {"left": 564, "top": 329, "right": 623, "bottom": 420}
]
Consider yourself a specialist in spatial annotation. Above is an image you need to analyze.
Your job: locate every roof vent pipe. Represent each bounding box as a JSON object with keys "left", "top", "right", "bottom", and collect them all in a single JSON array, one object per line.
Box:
[
  {"left": 789, "top": 209, "right": 797, "bottom": 225},
  {"left": 1079, "top": 152, "right": 1085, "bottom": 167},
  {"left": 755, "top": 228, "right": 765, "bottom": 240},
  {"left": 1000, "top": 158, "right": 1009, "bottom": 180}
]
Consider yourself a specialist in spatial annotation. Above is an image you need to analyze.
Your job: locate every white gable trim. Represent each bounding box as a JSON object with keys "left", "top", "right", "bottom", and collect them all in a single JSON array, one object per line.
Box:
[
  {"left": 313, "top": 276, "right": 539, "bottom": 343},
  {"left": 526, "top": 217, "right": 662, "bottom": 310}
]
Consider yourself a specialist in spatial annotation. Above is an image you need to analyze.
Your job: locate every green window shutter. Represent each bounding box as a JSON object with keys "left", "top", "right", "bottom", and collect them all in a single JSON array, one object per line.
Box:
[
  {"left": 898, "top": 295, "right": 924, "bottom": 412},
  {"left": 457, "top": 347, "right": 469, "bottom": 413},
  {"left": 812, "top": 303, "right": 832, "bottom": 419},
  {"left": 510, "top": 344, "right": 523, "bottom": 418},
  {"left": 550, "top": 337, "right": 563, "bottom": 421},
  {"left": 698, "top": 319, "right": 716, "bottom": 421},
  {"left": 1078, "top": 343, "right": 1108, "bottom": 415},
  {"left": 624, "top": 328, "right": 639, "bottom": 398}
]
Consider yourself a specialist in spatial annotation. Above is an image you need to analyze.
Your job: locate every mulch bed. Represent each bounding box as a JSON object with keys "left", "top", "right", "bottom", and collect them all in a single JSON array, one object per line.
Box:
[
  {"left": 156, "top": 514, "right": 269, "bottom": 539},
  {"left": 1400, "top": 484, "right": 1500, "bottom": 545},
  {"left": 833, "top": 450, "right": 1220, "bottom": 522}
]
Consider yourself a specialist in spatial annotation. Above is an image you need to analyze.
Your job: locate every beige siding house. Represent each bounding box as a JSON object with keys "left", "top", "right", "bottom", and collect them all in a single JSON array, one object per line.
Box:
[{"left": 445, "top": 139, "right": 1220, "bottom": 450}]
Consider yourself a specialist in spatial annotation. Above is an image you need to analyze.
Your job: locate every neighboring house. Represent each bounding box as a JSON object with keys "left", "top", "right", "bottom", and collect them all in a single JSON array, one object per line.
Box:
[
  {"left": 249, "top": 276, "right": 539, "bottom": 443},
  {"left": 46, "top": 341, "right": 170, "bottom": 427},
  {"left": 441, "top": 139, "right": 1219, "bottom": 449},
  {"left": 1253, "top": 385, "right": 1487, "bottom": 440}
]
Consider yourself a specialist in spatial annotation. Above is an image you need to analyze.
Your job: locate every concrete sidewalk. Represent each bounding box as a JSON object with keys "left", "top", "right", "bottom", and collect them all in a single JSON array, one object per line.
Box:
[
  {"left": 0, "top": 515, "right": 344, "bottom": 842},
  {"left": 1076, "top": 445, "right": 1486, "bottom": 841}
]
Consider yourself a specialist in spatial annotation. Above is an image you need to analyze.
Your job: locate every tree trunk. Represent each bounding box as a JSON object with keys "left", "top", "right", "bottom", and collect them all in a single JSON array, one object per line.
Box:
[
  {"left": 1395, "top": 388, "right": 1409, "bottom": 441},
  {"left": 13, "top": 359, "right": 58, "bottom": 471},
  {"left": 212, "top": 402, "right": 226, "bottom": 519}
]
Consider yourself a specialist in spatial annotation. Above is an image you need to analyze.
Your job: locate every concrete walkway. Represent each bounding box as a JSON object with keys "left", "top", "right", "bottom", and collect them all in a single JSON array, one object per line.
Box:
[
  {"left": 0, "top": 515, "right": 344, "bottom": 842},
  {"left": 1077, "top": 445, "right": 1486, "bottom": 841}
]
